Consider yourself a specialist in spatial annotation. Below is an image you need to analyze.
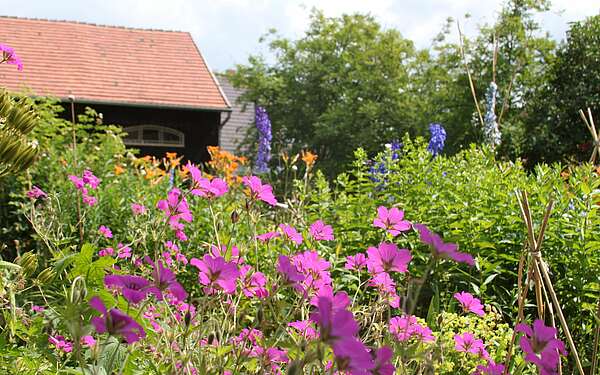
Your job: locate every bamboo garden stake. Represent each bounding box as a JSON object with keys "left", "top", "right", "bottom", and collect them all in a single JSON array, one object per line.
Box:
[{"left": 579, "top": 107, "right": 599, "bottom": 165}]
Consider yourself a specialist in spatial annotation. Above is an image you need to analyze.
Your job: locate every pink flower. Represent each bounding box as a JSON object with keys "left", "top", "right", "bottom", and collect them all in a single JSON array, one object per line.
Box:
[
  {"left": 516, "top": 320, "right": 567, "bottom": 375},
  {"left": 89, "top": 296, "right": 146, "bottom": 344},
  {"left": 117, "top": 243, "right": 132, "bottom": 259},
  {"left": 82, "top": 170, "right": 101, "bottom": 189},
  {"left": 454, "top": 291, "right": 485, "bottom": 316},
  {"left": 98, "top": 247, "right": 114, "bottom": 257},
  {"left": 414, "top": 224, "right": 475, "bottom": 266},
  {"left": 80, "top": 335, "right": 96, "bottom": 348},
  {"left": 369, "top": 272, "right": 400, "bottom": 308},
  {"left": 309, "top": 220, "right": 334, "bottom": 241},
  {"left": 373, "top": 206, "right": 411, "bottom": 236},
  {"left": 292, "top": 250, "right": 332, "bottom": 295},
  {"left": 83, "top": 194, "right": 97, "bottom": 206},
  {"left": 242, "top": 175, "right": 278, "bottom": 206},
  {"left": 454, "top": 332, "right": 488, "bottom": 359},
  {"left": 98, "top": 225, "right": 113, "bottom": 239},
  {"left": 372, "top": 346, "right": 396, "bottom": 375},
  {"left": 0, "top": 44, "right": 23, "bottom": 70},
  {"left": 32, "top": 305, "right": 45, "bottom": 313},
  {"left": 279, "top": 224, "right": 303, "bottom": 245},
  {"left": 69, "top": 171, "right": 100, "bottom": 206},
  {"left": 187, "top": 162, "right": 229, "bottom": 198},
  {"left": 48, "top": 335, "right": 72, "bottom": 353},
  {"left": 288, "top": 320, "right": 319, "bottom": 340},
  {"left": 345, "top": 253, "right": 367, "bottom": 271},
  {"left": 104, "top": 274, "right": 150, "bottom": 304},
  {"left": 473, "top": 361, "right": 506, "bottom": 375},
  {"left": 210, "top": 244, "right": 243, "bottom": 264},
  {"left": 276, "top": 255, "right": 304, "bottom": 285},
  {"left": 131, "top": 203, "right": 146, "bottom": 215},
  {"left": 146, "top": 258, "right": 188, "bottom": 302},
  {"left": 256, "top": 231, "right": 280, "bottom": 242},
  {"left": 157, "top": 188, "right": 193, "bottom": 238},
  {"left": 27, "top": 186, "right": 47, "bottom": 199},
  {"left": 389, "top": 315, "right": 435, "bottom": 343},
  {"left": 366, "top": 242, "right": 412, "bottom": 274},
  {"left": 190, "top": 255, "right": 239, "bottom": 294},
  {"left": 240, "top": 265, "right": 268, "bottom": 299}
]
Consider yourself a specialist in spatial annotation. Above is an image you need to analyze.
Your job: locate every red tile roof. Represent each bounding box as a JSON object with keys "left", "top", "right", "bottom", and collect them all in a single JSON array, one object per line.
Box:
[{"left": 0, "top": 16, "right": 230, "bottom": 110}]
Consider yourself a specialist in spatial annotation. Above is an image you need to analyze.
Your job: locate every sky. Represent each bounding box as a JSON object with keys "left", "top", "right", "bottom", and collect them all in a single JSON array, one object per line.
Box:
[{"left": 1, "top": 0, "right": 598, "bottom": 71}]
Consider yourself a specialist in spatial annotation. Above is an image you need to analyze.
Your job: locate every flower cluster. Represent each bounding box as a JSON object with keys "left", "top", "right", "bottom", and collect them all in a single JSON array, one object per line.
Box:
[
  {"left": 69, "top": 169, "right": 100, "bottom": 206},
  {"left": 483, "top": 81, "right": 501, "bottom": 148},
  {"left": 0, "top": 44, "right": 23, "bottom": 70},
  {"left": 157, "top": 188, "right": 193, "bottom": 241},
  {"left": 427, "top": 123, "right": 446, "bottom": 156},
  {"left": 255, "top": 106, "right": 272, "bottom": 174}
]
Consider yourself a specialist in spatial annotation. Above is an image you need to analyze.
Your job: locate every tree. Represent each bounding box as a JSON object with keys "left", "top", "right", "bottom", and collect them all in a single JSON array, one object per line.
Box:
[
  {"left": 523, "top": 14, "right": 600, "bottom": 164},
  {"left": 229, "top": 10, "right": 418, "bottom": 175}
]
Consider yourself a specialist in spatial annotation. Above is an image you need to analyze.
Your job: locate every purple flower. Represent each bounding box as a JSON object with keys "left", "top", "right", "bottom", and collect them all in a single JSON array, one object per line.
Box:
[
  {"left": 80, "top": 335, "right": 96, "bottom": 348},
  {"left": 454, "top": 332, "right": 489, "bottom": 359},
  {"left": 146, "top": 258, "right": 188, "bottom": 302},
  {"left": 389, "top": 315, "right": 435, "bottom": 343},
  {"left": 309, "top": 220, "right": 334, "bottom": 241},
  {"left": 98, "top": 225, "right": 113, "bottom": 239},
  {"left": 279, "top": 224, "right": 303, "bottom": 245},
  {"left": 27, "top": 186, "right": 47, "bottom": 199},
  {"left": 373, "top": 206, "right": 411, "bottom": 237},
  {"left": 82, "top": 170, "right": 101, "bottom": 189},
  {"left": 242, "top": 176, "right": 278, "bottom": 206},
  {"left": 454, "top": 291, "right": 485, "bottom": 316},
  {"left": 371, "top": 346, "right": 395, "bottom": 375},
  {"left": 48, "top": 335, "right": 72, "bottom": 353},
  {"left": 345, "top": 253, "right": 367, "bottom": 271},
  {"left": 366, "top": 242, "right": 412, "bottom": 274},
  {"left": 209, "top": 244, "right": 243, "bottom": 264},
  {"left": 256, "top": 231, "right": 280, "bottom": 243},
  {"left": 276, "top": 255, "right": 304, "bottom": 285},
  {"left": 240, "top": 265, "right": 268, "bottom": 299},
  {"left": 104, "top": 274, "right": 150, "bottom": 304},
  {"left": 190, "top": 255, "right": 239, "bottom": 294},
  {"left": 187, "top": 162, "right": 229, "bottom": 198},
  {"left": 516, "top": 320, "right": 567, "bottom": 375},
  {"left": 414, "top": 223, "right": 475, "bottom": 266},
  {"left": 0, "top": 44, "right": 23, "bottom": 70},
  {"left": 473, "top": 361, "right": 506, "bottom": 375},
  {"left": 427, "top": 123, "right": 446, "bottom": 156},
  {"left": 255, "top": 106, "right": 272, "bottom": 173},
  {"left": 288, "top": 320, "right": 319, "bottom": 340},
  {"left": 89, "top": 296, "right": 146, "bottom": 344}
]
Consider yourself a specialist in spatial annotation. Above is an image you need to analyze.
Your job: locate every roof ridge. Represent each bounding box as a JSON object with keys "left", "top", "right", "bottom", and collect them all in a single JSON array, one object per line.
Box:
[{"left": 0, "top": 14, "right": 187, "bottom": 34}]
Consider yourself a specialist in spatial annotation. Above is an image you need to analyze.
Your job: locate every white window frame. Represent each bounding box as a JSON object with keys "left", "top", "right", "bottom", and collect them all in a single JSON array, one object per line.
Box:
[{"left": 122, "top": 125, "right": 185, "bottom": 148}]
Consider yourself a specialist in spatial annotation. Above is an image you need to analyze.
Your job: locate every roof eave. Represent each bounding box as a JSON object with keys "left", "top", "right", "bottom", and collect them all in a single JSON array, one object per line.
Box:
[{"left": 52, "top": 96, "right": 232, "bottom": 112}]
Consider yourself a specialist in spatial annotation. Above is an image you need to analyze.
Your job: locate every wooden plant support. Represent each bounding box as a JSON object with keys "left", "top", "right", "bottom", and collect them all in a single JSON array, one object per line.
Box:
[
  {"left": 504, "top": 191, "right": 585, "bottom": 375},
  {"left": 579, "top": 108, "right": 599, "bottom": 165}
]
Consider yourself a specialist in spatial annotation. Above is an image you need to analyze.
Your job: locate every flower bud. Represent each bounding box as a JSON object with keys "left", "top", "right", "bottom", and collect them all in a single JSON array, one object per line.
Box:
[
  {"left": 36, "top": 267, "right": 56, "bottom": 284},
  {"left": 17, "top": 252, "right": 37, "bottom": 276},
  {"left": 230, "top": 210, "right": 239, "bottom": 224}
]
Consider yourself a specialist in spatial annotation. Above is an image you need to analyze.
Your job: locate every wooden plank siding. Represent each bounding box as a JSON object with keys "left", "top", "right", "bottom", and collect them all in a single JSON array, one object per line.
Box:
[{"left": 218, "top": 75, "right": 254, "bottom": 154}]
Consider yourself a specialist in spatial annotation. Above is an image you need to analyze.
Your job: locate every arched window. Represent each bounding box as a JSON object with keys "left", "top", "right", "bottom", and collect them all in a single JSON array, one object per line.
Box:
[{"left": 122, "top": 125, "right": 185, "bottom": 148}]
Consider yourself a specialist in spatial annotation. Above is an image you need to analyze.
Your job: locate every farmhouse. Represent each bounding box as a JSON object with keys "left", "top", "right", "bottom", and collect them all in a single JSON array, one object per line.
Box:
[{"left": 0, "top": 16, "right": 240, "bottom": 162}]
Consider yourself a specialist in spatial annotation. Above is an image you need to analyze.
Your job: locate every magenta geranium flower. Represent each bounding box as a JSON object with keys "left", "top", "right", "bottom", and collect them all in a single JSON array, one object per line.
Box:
[
  {"left": 187, "top": 162, "right": 229, "bottom": 198},
  {"left": 190, "top": 255, "right": 239, "bottom": 294},
  {"left": 69, "top": 170, "right": 100, "bottom": 206},
  {"left": 292, "top": 250, "right": 332, "bottom": 291},
  {"left": 473, "top": 361, "right": 505, "bottom": 375},
  {"left": 256, "top": 231, "right": 280, "bottom": 243},
  {"left": 516, "top": 319, "right": 567, "bottom": 374},
  {"left": 389, "top": 315, "right": 435, "bottom": 343},
  {"left": 210, "top": 244, "right": 243, "bottom": 264},
  {"left": 288, "top": 320, "right": 319, "bottom": 340},
  {"left": 48, "top": 335, "right": 73, "bottom": 353},
  {"left": 27, "top": 186, "right": 47, "bottom": 199},
  {"left": 366, "top": 242, "right": 412, "bottom": 274},
  {"left": 104, "top": 274, "right": 150, "bottom": 304},
  {"left": 414, "top": 223, "right": 475, "bottom": 266},
  {"left": 80, "top": 335, "right": 96, "bottom": 348},
  {"left": 371, "top": 346, "right": 395, "bottom": 375},
  {"left": 242, "top": 175, "right": 278, "bottom": 206},
  {"left": 309, "top": 220, "right": 334, "bottom": 241},
  {"left": 454, "top": 332, "right": 489, "bottom": 359},
  {"left": 117, "top": 243, "right": 132, "bottom": 259},
  {"left": 345, "top": 253, "right": 367, "bottom": 271},
  {"left": 454, "top": 291, "right": 485, "bottom": 316},
  {"left": 373, "top": 206, "right": 412, "bottom": 236},
  {"left": 279, "top": 224, "right": 303, "bottom": 245},
  {"left": 240, "top": 265, "right": 268, "bottom": 298},
  {"left": 276, "top": 255, "right": 304, "bottom": 285},
  {"left": 146, "top": 258, "right": 188, "bottom": 302},
  {"left": 98, "top": 225, "right": 113, "bottom": 239},
  {"left": 89, "top": 296, "right": 146, "bottom": 344},
  {"left": 369, "top": 272, "right": 400, "bottom": 308},
  {"left": 332, "top": 336, "right": 375, "bottom": 373},
  {"left": 98, "top": 247, "right": 114, "bottom": 257},
  {"left": 0, "top": 44, "right": 23, "bottom": 70}
]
